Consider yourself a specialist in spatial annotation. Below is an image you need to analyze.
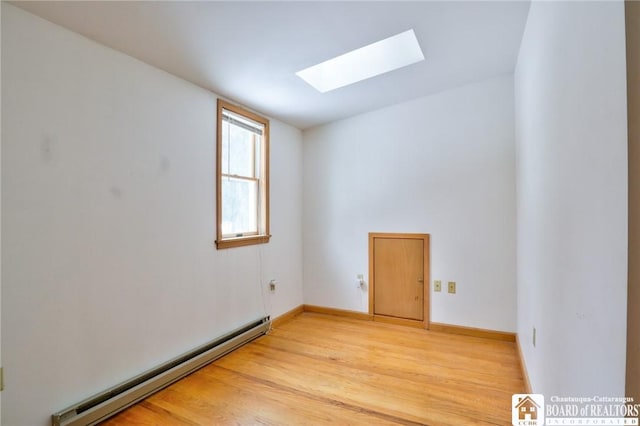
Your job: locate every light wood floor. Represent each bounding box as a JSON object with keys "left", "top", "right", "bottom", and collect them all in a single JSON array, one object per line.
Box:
[{"left": 101, "top": 313, "right": 525, "bottom": 425}]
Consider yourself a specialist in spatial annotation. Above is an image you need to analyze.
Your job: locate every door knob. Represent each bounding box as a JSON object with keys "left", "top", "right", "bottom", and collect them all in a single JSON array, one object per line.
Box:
[{"left": 417, "top": 278, "right": 424, "bottom": 283}]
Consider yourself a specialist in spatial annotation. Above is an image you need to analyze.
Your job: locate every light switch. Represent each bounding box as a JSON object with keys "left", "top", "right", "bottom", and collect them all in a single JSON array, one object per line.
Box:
[
  {"left": 434, "top": 280, "right": 442, "bottom": 292},
  {"left": 448, "top": 281, "right": 456, "bottom": 294}
]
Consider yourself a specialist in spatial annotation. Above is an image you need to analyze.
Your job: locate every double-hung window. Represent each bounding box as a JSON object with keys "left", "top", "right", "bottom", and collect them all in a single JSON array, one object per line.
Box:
[{"left": 216, "top": 100, "right": 270, "bottom": 249}]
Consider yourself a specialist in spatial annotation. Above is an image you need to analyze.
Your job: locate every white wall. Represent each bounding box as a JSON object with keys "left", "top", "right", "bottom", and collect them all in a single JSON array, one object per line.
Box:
[
  {"left": 1, "top": 4, "right": 303, "bottom": 425},
  {"left": 303, "top": 75, "right": 516, "bottom": 332},
  {"left": 515, "top": 1, "right": 628, "bottom": 396}
]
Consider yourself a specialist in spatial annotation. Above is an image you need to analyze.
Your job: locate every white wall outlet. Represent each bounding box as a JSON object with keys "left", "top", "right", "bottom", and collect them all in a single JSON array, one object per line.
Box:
[{"left": 269, "top": 279, "right": 277, "bottom": 292}]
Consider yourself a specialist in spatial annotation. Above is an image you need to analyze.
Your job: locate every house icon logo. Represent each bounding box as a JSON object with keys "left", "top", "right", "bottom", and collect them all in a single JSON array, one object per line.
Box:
[{"left": 512, "top": 394, "right": 544, "bottom": 426}]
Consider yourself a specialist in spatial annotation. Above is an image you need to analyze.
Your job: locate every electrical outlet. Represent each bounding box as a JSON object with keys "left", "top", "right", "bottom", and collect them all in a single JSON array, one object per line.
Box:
[
  {"left": 533, "top": 327, "right": 536, "bottom": 347},
  {"left": 448, "top": 281, "right": 456, "bottom": 294},
  {"left": 434, "top": 280, "right": 442, "bottom": 292},
  {"left": 269, "top": 280, "right": 277, "bottom": 292}
]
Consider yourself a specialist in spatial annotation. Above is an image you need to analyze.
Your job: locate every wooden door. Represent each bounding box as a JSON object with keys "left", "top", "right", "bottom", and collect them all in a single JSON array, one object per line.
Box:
[{"left": 370, "top": 233, "right": 429, "bottom": 327}]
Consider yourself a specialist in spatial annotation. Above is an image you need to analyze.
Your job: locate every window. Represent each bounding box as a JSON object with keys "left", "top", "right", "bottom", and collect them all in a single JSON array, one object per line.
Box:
[{"left": 216, "top": 99, "right": 270, "bottom": 249}]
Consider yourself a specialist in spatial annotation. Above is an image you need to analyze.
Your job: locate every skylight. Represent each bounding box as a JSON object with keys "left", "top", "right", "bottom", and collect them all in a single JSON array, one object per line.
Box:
[{"left": 296, "top": 29, "right": 425, "bottom": 93}]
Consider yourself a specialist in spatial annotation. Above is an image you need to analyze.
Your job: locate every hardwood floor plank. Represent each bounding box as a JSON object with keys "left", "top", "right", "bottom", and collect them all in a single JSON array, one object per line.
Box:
[
  {"left": 215, "top": 339, "right": 512, "bottom": 425},
  {"left": 101, "top": 399, "right": 199, "bottom": 426},
  {"left": 255, "top": 334, "right": 524, "bottom": 393},
  {"left": 204, "top": 365, "right": 422, "bottom": 425},
  {"left": 102, "top": 313, "right": 524, "bottom": 425},
  {"left": 146, "top": 366, "right": 407, "bottom": 425},
  {"left": 269, "top": 321, "right": 523, "bottom": 373}
]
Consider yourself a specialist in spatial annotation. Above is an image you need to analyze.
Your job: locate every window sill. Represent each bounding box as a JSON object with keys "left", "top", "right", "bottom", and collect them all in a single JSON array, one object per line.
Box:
[{"left": 215, "top": 235, "right": 271, "bottom": 249}]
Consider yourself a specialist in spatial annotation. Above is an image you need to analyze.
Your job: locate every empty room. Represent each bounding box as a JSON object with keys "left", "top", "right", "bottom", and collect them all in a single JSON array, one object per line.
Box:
[{"left": 1, "top": 1, "right": 638, "bottom": 425}]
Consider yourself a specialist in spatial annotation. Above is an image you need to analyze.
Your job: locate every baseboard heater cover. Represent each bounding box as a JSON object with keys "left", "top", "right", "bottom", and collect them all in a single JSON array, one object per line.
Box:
[{"left": 52, "top": 316, "right": 270, "bottom": 426}]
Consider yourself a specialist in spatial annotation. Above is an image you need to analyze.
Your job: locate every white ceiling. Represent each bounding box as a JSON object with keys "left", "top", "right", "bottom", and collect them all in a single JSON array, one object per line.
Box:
[{"left": 12, "top": 1, "right": 531, "bottom": 129}]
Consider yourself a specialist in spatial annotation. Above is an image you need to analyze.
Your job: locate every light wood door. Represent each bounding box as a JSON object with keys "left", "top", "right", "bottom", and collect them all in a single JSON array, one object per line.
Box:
[{"left": 372, "top": 235, "right": 427, "bottom": 322}]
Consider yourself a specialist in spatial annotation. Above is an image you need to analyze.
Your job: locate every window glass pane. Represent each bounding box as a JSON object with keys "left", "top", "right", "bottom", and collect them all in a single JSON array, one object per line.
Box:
[
  {"left": 228, "top": 125, "right": 255, "bottom": 177},
  {"left": 223, "top": 110, "right": 263, "bottom": 179},
  {"left": 221, "top": 176, "right": 258, "bottom": 236}
]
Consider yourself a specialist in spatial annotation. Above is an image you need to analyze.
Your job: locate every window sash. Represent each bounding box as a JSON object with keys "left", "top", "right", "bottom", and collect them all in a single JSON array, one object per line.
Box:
[
  {"left": 221, "top": 119, "right": 259, "bottom": 179},
  {"left": 221, "top": 175, "right": 260, "bottom": 237}
]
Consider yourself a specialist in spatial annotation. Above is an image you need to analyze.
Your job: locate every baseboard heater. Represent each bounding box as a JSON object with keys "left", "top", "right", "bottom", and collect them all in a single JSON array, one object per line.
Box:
[{"left": 52, "top": 316, "right": 270, "bottom": 426}]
